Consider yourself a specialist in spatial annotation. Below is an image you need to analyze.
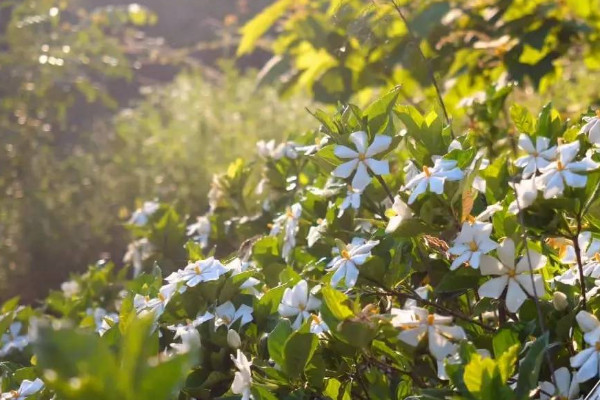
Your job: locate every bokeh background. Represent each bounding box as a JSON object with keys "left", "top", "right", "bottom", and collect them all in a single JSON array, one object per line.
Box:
[{"left": 3, "top": 0, "right": 600, "bottom": 302}]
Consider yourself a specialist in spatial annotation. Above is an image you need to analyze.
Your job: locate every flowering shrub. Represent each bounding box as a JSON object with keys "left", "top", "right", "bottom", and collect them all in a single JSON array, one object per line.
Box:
[{"left": 6, "top": 82, "right": 600, "bottom": 400}]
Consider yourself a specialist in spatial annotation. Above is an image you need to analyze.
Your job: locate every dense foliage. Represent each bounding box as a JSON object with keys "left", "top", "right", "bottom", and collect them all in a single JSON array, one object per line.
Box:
[{"left": 6, "top": 0, "right": 600, "bottom": 399}]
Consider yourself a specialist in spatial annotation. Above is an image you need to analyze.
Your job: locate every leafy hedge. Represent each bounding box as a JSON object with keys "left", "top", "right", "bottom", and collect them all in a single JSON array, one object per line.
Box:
[{"left": 3, "top": 80, "right": 600, "bottom": 399}]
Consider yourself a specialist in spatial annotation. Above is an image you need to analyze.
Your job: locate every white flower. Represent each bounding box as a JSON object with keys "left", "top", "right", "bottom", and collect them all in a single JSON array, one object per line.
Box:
[
  {"left": 309, "top": 314, "right": 329, "bottom": 335},
  {"left": 225, "top": 258, "right": 262, "bottom": 296},
  {"left": 270, "top": 203, "right": 302, "bottom": 260},
  {"left": 1, "top": 378, "right": 44, "bottom": 400},
  {"left": 507, "top": 177, "right": 538, "bottom": 214},
  {"left": 123, "top": 238, "right": 154, "bottom": 277},
  {"left": 87, "top": 308, "right": 119, "bottom": 336},
  {"left": 337, "top": 186, "right": 362, "bottom": 217},
  {"left": 133, "top": 282, "right": 178, "bottom": 316},
  {"left": 539, "top": 367, "right": 580, "bottom": 400},
  {"left": 257, "top": 139, "right": 297, "bottom": 160},
  {"left": 129, "top": 200, "right": 159, "bottom": 226},
  {"left": 558, "top": 232, "right": 600, "bottom": 284},
  {"left": 404, "top": 158, "right": 463, "bottom": 204},
  {"left": 230, "top": 349, "right": 253, "bottom": 400},
  {"left": 448, "top": 222, "right": 497, "bottom": 270},
  {"left": 307, "top": 218, "right": 328, "bottom": 248},
  {"left": 332, "top": 131, "right": 392, "bottom": 191},
  {"left": 570, "top": 311, "right": 600, "bottom": 382},
  {"left": 0, "top": 322, "right": 28, "bottom": 357},
  {"left": 404, "top": 285, "right": 429, "bottom": 309},
  {"left": 180, "top": 257, "right": 228, "bottom": 287},
  {"left": 327, "top": 239, "right": 379, "bottom": 288},
  {"left": 477, "top": 238, "right": 546, "bottom": 313},
  {"left": 385, "top": 195, "right": 412, "bottom": 233},
  {"left": 278, "top": 280, "right": 322, "bottom": 329},
  {"left": 296, "top": 136, "right": 329, "bottom": 155},
  {"left": 403, "top": 160, "right": 420, "bottom": 183},
  {"left": 187, "top": 216, "right": 211, "bottom": 248},
  {"left": 514, "top": 135, "right": 556, "bottom": 177},
  {"left": 61, "top": 280, "right": 80, "bottom": 297},
  {"left": 214, "top": 301, "right": 253, "bottom": 330},
  {"left": 539, "top": 141, "right": 598, "bottom": 199},
  {"left": 392, "top": 307, "right": 466, "bottom": 360},
  {"left": 581, "top": 114, "right": 600, "bottom": 146}
]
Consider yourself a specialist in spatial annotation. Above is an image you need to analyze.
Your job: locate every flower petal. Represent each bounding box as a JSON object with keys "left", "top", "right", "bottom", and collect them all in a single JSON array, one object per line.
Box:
[
  {"left": 334, "top": 145, "right": 359, "bottom": 159},
  {"left": 505, "top": 278, "right": 528, "bottom": 313},
  {"left": 352, "top": 162, "right": 372, "bottom": 191},
  {"left": 349, "top": 131, "right": 369, "bottom": 153},
  {"left": 365, "top": 135, "right": 392, "bottom": 157},
  {"left": 365, "top": 158, "right": 389, "bottom": 176},
  {"left": 478, "top": 276, "right": 508, "bottom": 299},
  {"left": 333, "top": 159, "right": 359, "bottom": 179}
]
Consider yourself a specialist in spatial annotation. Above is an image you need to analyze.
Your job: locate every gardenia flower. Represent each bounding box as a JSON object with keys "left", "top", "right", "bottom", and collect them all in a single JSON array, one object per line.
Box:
[
  {"left": 539, "top": 367, "right": 580, "bottom": 400},
  {"left": 557, "top": 232, "right": 600, "bottom": 285},
  {"left": 225, "top": 258, "right": 262, "bottom": 296},
  {"left": 332, "top": 131, "right": 391, "bottom": 191},
  {"left": 507, "top": 177, "right": 538, "bottom": 214},
  {"left": 392, "top": 307, "right": 466, "bottom": 360},
  {"left": 278, "top": 280, "right": 321, "bottom": 329},
  {"left": 230, "top": 349, "right": 252, "bottom": 400},
  {"left": 123, "top": 238, "right": 153, "bottom": 277},
  {"left": 570, "top": 311, "right": 600, "bottom": 382},
  {"left": 448, "top": 222, "right": 497, "bottom": 270},
  {"left": 309, "top": 314, "right": 329, "bottom": 335},
  {"left": 477, "top": 238, "right": 546, "bottom": 313},
  {"left": 538, "top": 141, "right": 598, "bottom": 199},
  {"left": 180, "top": 257, "right": 228, "bottom": 287},
  {"left": 307, "top": 218, "right": 328, "bottom": 248},
  {"left": 404, "top": 158, "right": 463, "bottom": 204},
  {"left": 256, "top": 139, "right": 297, "bottom": 160},
  {"left": 581, "top": 113, "right": 600, "bottom": 146},
  {"left": 385, "top": 195, "right": 412, "bottom": 233},
  {"left": 133, "top": 282, "right": 178, "bottom": 316},
  {"left": 514, "top": 134, "right": 556, "bottom": 177},
  {"left": 327, "top": 238, "right": 379, "bottom": 288},
  {"left": 129, "top": 200, "right": 159, "bottom": 226},
  {"left": 214, "top": 301, "right": 253, "bottom": 330},
  {"left": 186, "top": 215, "right": 211, "bottom": 248},
  {"left": 0, "top": 322, "right": 28, "bottom": 357},
  {"left": 338, "top": 186, "right": 362, "bottom": 217},
  {"left": 270, "top": 203, "right": 302, "bottom": 260},
  {"left": 1, "top": 378, "right": 44, "bottom": 400}
]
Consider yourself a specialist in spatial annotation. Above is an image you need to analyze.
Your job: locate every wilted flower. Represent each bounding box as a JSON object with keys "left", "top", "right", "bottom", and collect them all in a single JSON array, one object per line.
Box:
[
  {"left": 477, "top": 238, "right": 546, "bottom": 313},
  {"left": 278, "top": 280, "right": 321, "bottom": 329},
  {"left": 309, "top": 314, "right": 329, "bottom": 335},
  {"left": 332, "top": 131, "right": 391, "bottom": 191},
  {"left": 307, "top": 218, "right": 328, "bottom": 248}
]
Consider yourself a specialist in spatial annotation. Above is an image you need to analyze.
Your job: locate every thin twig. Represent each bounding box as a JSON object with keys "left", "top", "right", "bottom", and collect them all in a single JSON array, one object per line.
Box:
[
  {"left": 389, "top": 0, "right": 455, "bottom": 139},
  {"left": 374, "top": 174, "right": 396, "bottom": 204},
  {"left": 573, "top": 216, "right": 587, "bottom": 309}
]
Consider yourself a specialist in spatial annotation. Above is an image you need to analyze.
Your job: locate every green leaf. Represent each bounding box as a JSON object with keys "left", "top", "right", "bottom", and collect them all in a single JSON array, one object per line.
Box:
[
  {"left": 321, "top": 286, "right": 354, "bottom": 320},
  {"left": 237, "top": 0, "right": 292, "bottom": 56},
  {"left": 283, "top": 332, "right": 318, "bottom": 379},
  {"left": 493, "top": 329, "right": 520, "bottom": 358},
  {"left": 510, "top": 104, "right": 535, "bottom": 134},
  {"left": 268, "top": 319, "right": 293, "bottom": 367},
  {"left": 515, "top": 333, "right": 549, "bottom": 399}
]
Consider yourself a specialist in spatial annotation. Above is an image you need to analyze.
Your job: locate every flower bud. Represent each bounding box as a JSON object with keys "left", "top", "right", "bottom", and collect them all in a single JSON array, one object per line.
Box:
[
  {"left": 552, "top": 291, "right": 568, "bottom": 311},
  {"left": 227, "top": 329, "right": 241, "bottom": 349}
]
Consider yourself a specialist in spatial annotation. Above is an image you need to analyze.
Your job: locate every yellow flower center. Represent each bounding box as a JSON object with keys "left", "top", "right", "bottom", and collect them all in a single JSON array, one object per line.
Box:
[
  {"left": 596, "top": 109, "right": 600, "bottom": 118},
  {"left": 358, "top": 153, "right": 366, "bottom": 161},
  {"left": 596, "top": 341, "right": 600, "bottom": 352},
  {"left": 465, "top": 215, "right": 476, "bottom": 224},
  {"left": 423, "top": 166, "right": 432, "bottom": 177},
  {"left": 311, "top": 314, "right": 322, "bottom": 324},
  {"left": 194, "top": 265, "right": 201, "bottom": 274},
  {"left": 427, "top": 314, "right": 435, "bottom": 325},
  {"left": 557, "top": 160, "right": 565, "bottom": 171},
  {"left": 594, "top": 253, "right": 600, "bottom": 262},
  {"left": 341, "top": 249, "right": 351, "bottom": 260},
  {"left": 508, "top": 269, "right": 516, "bottom": 278},
  {"left": 469, "top": 240, "right": 479, "bottom": 252},
  {"left": 286, "top": 207, "right": 294, "bottom": 218},
  {"left": 158, "top": 293, "right": 166, "bottom": 302}
]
